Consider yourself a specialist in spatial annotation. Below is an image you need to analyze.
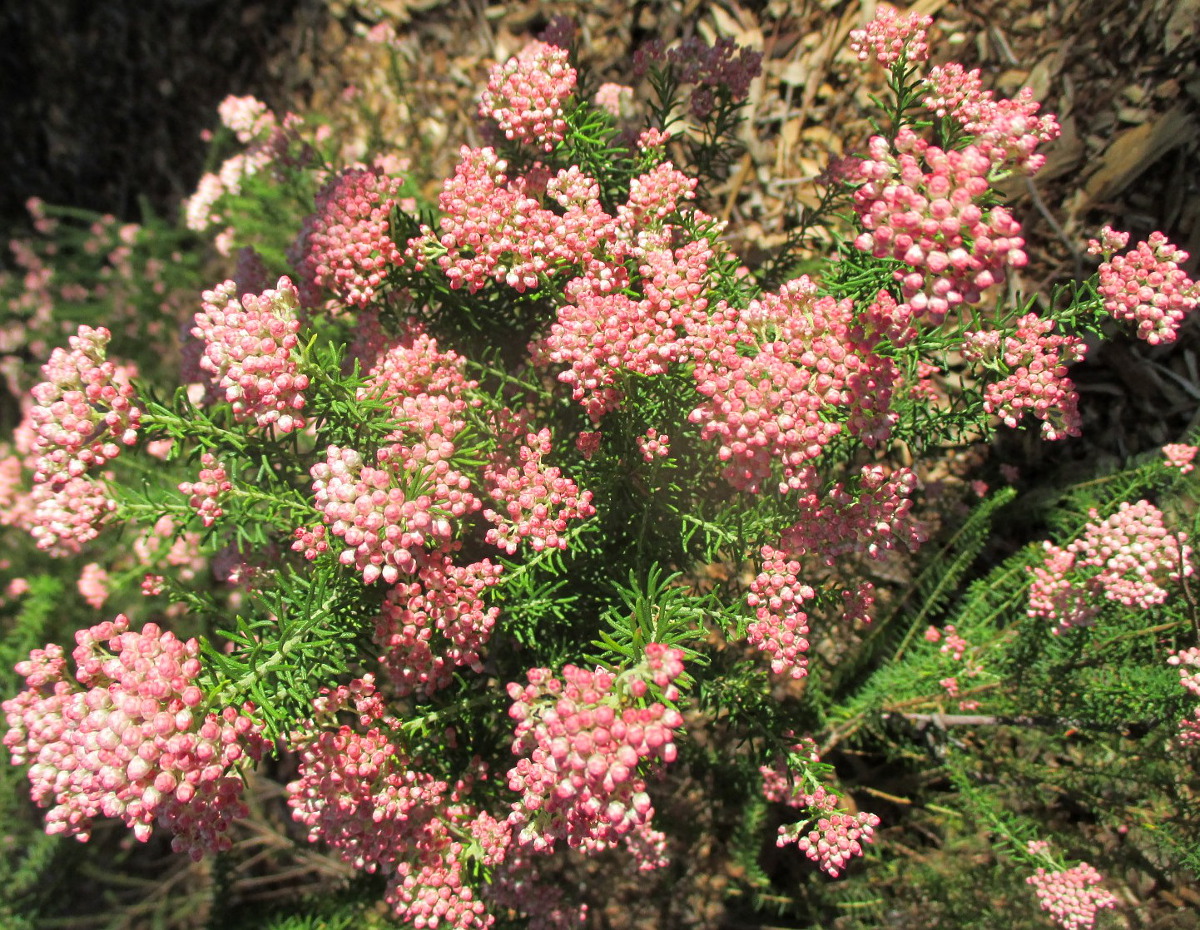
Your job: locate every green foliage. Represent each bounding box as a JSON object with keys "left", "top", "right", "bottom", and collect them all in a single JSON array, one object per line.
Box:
[
  {"left": 203, "top": 566, "right": 374, "bottom": 740},
  {"left": 591, "top": 565, "right": 711, "bottom": 672}
]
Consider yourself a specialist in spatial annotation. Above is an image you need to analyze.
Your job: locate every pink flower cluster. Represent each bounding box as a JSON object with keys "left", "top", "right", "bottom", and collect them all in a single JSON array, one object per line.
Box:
[
  {"left": 777, "top": 465, "right": 925, "bottom": 565},
  {"left": 295, "top": 167, "right": 406, "bottom": 307},
  {"left": 2, "top": 616, "right": 264, "bottom": 859},
  {"left": 30, "top": 325, "right": 141, "bottom": 487},
  {"left": 1162, "top": 443, "right": 1197, "bottom": 474},
  {"left": 505, "top": 644, "right": 684, "bottom": 857},
  {"left": 1085, "top": 225, "right": 1129, "bottom": 258},
  {"left": 690, "top": 278, "right": 899, "bottom": 493},
  {"left": 761, "top": 745, "right": 881, "bottom": 878},
  {"left": 178, "top": 453, "right": 231, "bottom": 527},
  {"left": 928, "top": 623, "right": 986, "bottom": 708},
  {"left": 1028, "top": 500, "right": 1193, "bottom": 631},
  {"left": 1169, "top": 647, "right": 1200, "bottom": 698},
  {"left": 849, "top": 5, "right": 933, "bottom": 66},
  {"left": 479, "top": 41, "right": 576, "bottom": 151},
  {"left": 286, "top": 678, "right": 493, "bottom": 928},
  {"left": 618, "top": 161, "right": 698, "bottom": 232},
  {"left": 852, "top": 128, "right": 1027, "bottom": 321},
  {"left": 77, "top": 562, "right": 109, "bottom": 609},
  {"left": 185, "top": 98, "right": 296, "bottom": 235},
  {"left": 365, "top": 328, "right": 479, "bottom": 442},
  {"left": 28, "top": 474, "right": 116, "bottom": 554},
  {"left": 922, "top": 64, "right": 1061, "bottom": 175},
  {"left": 969, "top": 312, "right": 1086, "bottom": 440},
  {"left": 1096, "top": 231, "right": 1199, "bottom": 345},
  {"left": 594, "top": 82, "right": 633, "bottom": 118},
  {"left": 938, "top": 624, "right": 968, "bottom": 662},
  {"left": 535, "top": 229, "right": 704, "bottom": 420},
  {"left": 746, "top": 547, "right": 814, "bottom": 679},
  {"left": 218, "top": 94, "right": 276, "bottom": 143},
  {"left": 738, "top": 466, "right": 921, "bottom": 678},
  {"left": 1026, "top": 863, "right": 1118, "bottom": 930},
  {"left": 637, "top": 428, "right": 670, "bottom": 461},
  {"left": 193, "top": 276, "right": 309, "bottom": 432},
  {"left": 425, "top": 148, "right": 624, "bottom": 296},
  {"left": 482, "top": 426, "right": 595, "bottom": 555},
  {"left": 375, "top": 555, "right": 503, "bottom": 696},
  {"left": 307, "top": 440, "right": 480, "bottom": 584}
]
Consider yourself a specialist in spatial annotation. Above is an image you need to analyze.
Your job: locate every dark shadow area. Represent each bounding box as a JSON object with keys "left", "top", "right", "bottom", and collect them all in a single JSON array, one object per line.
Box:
[{"left": 0, "top": 0, "right": 326, "bottom": 224}]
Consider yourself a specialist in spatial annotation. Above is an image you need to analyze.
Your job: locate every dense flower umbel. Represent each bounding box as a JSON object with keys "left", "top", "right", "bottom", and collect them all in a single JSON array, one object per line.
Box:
[
  {"left": 286, "top": 677, "right": 493, "bottom": 929},
  {"left": 1163, "top": 443, "right": 1198, "bottom": 474},
  {"left": 1095, "top": 231, "right": 1200, "bottom": 345},
  {"left": 2, "top": 616, "right": 265, "bottom": 859},
  {"left": 1026, "top": 863, "right": 1118, "bottom": 930},
  {"left": 294, "top": 166, "right": 406, "bottom": 307},
  {"left": 482, "top": 425, "right": 595, "bottom": 555},
  {"left": 852, "top": 128, "right": 1027, "bottom": 321},
  {"left": 848, "top": 5, "right": 933, "bottom": 66},
  {"left": 746, "top": 547, "right": 814, "bottom": 679},
  {"left": 30, "top": 325, "right": 141, "bottom": 487},
  {"left": 364, "top": 328, "right": 479, "bottom": 441},
  {"left": 308, "top": 441, "right": 480, "bottom": 584},
  {"left": 967, "top": 312, "right": 1086, "bottom": 440},
  {"left": 534, "top": 233, "right": 706, "bottom": 420},
  {"left": 689, "top": 278, "right": 899, "bottom": 493},
  {"left": 776, "top": 465, "right": 925, "bottom": 565},
  {"left": 922, "top": 64, "right": 1060, "bottom": 175},
  {"left": 479, "top": 41, "right": 577, "bottom": 151},
  {"left": 505, "top": 644, "right": 684, "bottom": 857},
  {"left": 28, "top": 474, "right": 116, "bottom": 554},
  {"left": 425, "top": 148, "right": 621, "bottom": 296},
  {"left": 193, "top": 276, "right": 309, "bottom": 432},
  {"left": 375, "top": 555, "right": 503, "bottom": 697},
  {"left": 1028, "top": 500, "right": 1193, "bottom": 630}
]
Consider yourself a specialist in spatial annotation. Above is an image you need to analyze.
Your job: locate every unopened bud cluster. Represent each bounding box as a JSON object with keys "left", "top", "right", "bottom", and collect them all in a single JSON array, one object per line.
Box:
[
  {"left": 761, "top": 743, "right": 881, "bottom": 878},
  {"left": 30, "top": 325, "right": 141, "bottom": 487},
  {"left": 178, "top": 453, "right": 232, "bottom": 526},
  {"left": 505, "top": 644, "right": 684, "bottom": 857},
  {"left": 307, "top": 440, "right": 480, "bottom": 585},
  {"left": 1029, "top": 500, "right": 1193, "bottom": 630},
  {"left": 849, "top": 6, "right": 932, "bottom": 66},
  {"left": 192, "top": 276, "right": 308, "bottom": 433},
  {"left": 2, "top": 616, "right": 264, "bottom": 859},
  {"left": 1096, "top": 231, "right": 1199, "bottom": 345},
  {"left": 479, "top": 41, "right": 577, "bottom": 151},
  {"left": 295, "top": 167, "right": 406, "bottom": 307},
  {"left": 1027, "top": 863, "right": 1118, "bottom": 930},
  {"left": 482, "top": 427, "right": 595, "bottom": 555},
  {"left": 852, "top": 129, "right": 1027, "bottom": 321}
]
